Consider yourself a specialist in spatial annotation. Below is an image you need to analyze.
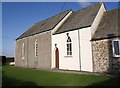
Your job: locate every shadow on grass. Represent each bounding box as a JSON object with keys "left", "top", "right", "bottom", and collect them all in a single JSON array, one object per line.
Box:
[
  {"left": 62, "top": 75, "right": 120, "bottom": 88},
  {"left": 2, "top": 74, "right": 120, "bottom": 88},
  {"left": 2, "top": 65, "right": 120, "bottom": 87},
  {"left": 84, "top": 75, "right": 120, "bottom": 87},
  {"left": 2, "top": 74, "right": 44, "bottom": 87}
]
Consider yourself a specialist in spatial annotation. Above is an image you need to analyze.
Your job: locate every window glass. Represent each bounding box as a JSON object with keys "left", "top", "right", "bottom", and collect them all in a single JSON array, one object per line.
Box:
[
  {"left": 35, "top": 39, "right": 38, "bottom": 58},
  {"left": 67, "top": 35, "right": 72, "bottom": 56},
  {"left": 113, "top": 41, "right": 120, "bottom": 55},
  {"left": 22, "top": 42, "right": 25, "bottom": 59}
]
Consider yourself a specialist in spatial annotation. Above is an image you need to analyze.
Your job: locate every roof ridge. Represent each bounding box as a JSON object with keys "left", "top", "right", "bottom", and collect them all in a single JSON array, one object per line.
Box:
[
  {"left": 16, "top": 9, "right": 72, "bottom": 40},
  {"left": 35, "top": 9, "right": 72, "bottom": 25},
  {"left": 107, "top": 8, "right": 120, "bottom": 13},
  {"left": 74, "top": 2, "right": 102, "bottom": 13},
  {"left": 54, "top": 2, "right": 102, "bottom": 34}
]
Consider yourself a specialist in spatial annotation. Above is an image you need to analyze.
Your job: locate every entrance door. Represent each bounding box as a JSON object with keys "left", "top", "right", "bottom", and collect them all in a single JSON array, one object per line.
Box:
[{"left": 55, "top": 48, "right": 59, "bottom": 69}]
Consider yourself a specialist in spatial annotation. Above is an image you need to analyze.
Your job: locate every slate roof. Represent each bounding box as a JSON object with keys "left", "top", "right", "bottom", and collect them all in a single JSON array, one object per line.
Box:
[
  {"left": 54, "top": 2, "right": 102, "bottom": 34},
  {"left": 16, "top": 10, "right": 71, "bottom": 40},
  {"left": 92, "top": 8, "right": 120, "bottom": 40},
  {"left": 17, "top": 3, "right": 102, "bottom": 40}
]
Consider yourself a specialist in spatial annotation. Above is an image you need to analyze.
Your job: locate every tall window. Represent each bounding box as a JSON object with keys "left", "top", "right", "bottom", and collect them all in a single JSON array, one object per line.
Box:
[
  {"left": 35, "top": 39, "right": 38, "bottom": 58},
  {"left": 67, "top": 33, "right": 72, "bottom": 56},
  {"left": 22, "top": 42, "right": 25, "bottom": 60},
  {"left": 112, "top": 40, "right": 120, "bottom": 57}
]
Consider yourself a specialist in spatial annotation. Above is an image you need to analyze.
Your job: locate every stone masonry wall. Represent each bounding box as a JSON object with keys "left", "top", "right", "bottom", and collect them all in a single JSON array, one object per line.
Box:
[
  {"left": 92, "top": 39, "right": 120, "bottom": 74},
  {"left": 15, "top": 38, "right": 28, "bottom": 67},
  {"left": 15, "top": 31, "right": 51, "bottom": 69}
]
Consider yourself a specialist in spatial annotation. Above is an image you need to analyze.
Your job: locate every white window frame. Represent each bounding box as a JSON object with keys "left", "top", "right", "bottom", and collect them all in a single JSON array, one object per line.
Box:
[
  {"left": 112, "top": 39, "right": 120, "bottom": 57},
  {"left": 66, "top": 36, "right": 72, "bottom": 56},
  {"left": 35, "top": 39, "right": 38, "bottom": 58},
  {"left": 22, "top": 42, "right": 25, "bottom": 60}
]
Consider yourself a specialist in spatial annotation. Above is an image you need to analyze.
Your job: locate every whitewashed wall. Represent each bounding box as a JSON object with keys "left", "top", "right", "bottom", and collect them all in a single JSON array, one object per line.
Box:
[
  {"left": 52, "top": 27, "right": 93, "bottom": 72},
  {"left": 52, "top": 30, "right": 80, "bottom": 71},
  {"left": 79, "top": 27, "right": 93, "bottom": 72},
  {"left": 91, "top": 3, "right": 106, "bottom": 36},
  {"left": 51, "top": 3, "right": 106, "bottom": 72},
  {"left": 52, "top": 11, "right": 73, "bottom": 34}
]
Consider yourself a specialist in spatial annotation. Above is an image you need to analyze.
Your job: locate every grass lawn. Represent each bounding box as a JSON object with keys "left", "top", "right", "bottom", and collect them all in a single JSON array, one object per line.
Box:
[{"left": 2, "top": 65, "right": 120, "bottom": 87}]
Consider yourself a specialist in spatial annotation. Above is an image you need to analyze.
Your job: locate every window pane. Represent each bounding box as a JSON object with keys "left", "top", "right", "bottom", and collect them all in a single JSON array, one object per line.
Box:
[
  {"left": 67, "top": 52, "right": 69, "bottom": 55},
  {"left": 67, "top": 37, "right": 71, "bottom": 42},
  {"left": 22, "top": 42, "right": 25, "bottom": 59},
  {"left": 70, "top": 52, "right": 72, "bottom": 55},
  {"left": 70, "top": 43, "right": 72, "bottom": 51},
  {"left": 35, "top": 40, "right": 38, "bottom": 58},
  {"left": 67, "top": 44, "right": 69, "bottom": 51},
  {"left": 67, "top": 44, "right": 69, "bottom": 48},
  {"left": 67, "top": 48, "right": 69, "bottom": 51},
  {"left": 114, "top": 41, "right": 120, "bottom": 55}
]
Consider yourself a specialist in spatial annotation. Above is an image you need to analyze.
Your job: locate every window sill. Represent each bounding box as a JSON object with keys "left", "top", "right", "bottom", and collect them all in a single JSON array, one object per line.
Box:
[
  {"left": 64, "top": 56, "right": 73, "bottom": 58},
  {"left": 113, "top": 55, "right": 120, "bottom": 58}
]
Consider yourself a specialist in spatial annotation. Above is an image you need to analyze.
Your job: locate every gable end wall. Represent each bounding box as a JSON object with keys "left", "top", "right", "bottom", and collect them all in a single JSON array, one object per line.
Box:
[{"left": 91, "top": 3, "right": 106, "bottom": 37}]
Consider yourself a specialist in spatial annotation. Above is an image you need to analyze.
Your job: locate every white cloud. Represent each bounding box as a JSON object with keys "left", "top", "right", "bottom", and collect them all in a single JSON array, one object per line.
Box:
[{"left": 78, "top": 2, "right": 92, "bottom": 8}]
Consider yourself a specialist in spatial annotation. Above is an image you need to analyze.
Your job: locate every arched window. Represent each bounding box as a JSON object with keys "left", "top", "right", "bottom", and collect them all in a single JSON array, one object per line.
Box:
[
  {"left": 22, "top": 42, "right": 25, "bottom": 60},
  {"left": 67, "top": 33, "right": 72, "bottom": 56},
  {"left": 35, "top": 39, "right": 38, "bottom": 58}
]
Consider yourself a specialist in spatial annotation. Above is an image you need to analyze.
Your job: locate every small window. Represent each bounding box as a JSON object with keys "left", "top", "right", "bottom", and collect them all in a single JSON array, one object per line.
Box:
[
  {"left": 112, "top": 40, "right": 120, "bottom": 57},
  {"left": 66, "top": 33, "right": 72, "bottom": 56},
  {"left": 22, "top": 42, "right": 25, "bottom": 60},
  {"left": 35, "top": 39, "right": 38, "bottom": 58}
]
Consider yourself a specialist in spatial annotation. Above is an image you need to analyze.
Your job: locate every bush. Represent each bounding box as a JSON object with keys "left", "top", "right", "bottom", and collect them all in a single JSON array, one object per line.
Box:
[{"left": 0, "top": 56, "right": 6, "bottom": 65}]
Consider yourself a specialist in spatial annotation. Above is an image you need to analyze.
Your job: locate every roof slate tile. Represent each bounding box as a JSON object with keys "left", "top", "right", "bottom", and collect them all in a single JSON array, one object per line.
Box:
[{"left": 92, "top": 8, "right": 120, "bottom": 40}]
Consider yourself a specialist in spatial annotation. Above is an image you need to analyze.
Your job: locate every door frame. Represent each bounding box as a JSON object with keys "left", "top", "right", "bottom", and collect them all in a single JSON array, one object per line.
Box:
[{"left": 55, "top": 48, "right": 59, "bottom": 69}]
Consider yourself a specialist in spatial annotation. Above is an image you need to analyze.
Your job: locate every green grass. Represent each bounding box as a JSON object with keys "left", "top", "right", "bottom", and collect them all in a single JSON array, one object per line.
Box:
[{"left": 2, "top": 65, "right": 120, "bottom": 87}]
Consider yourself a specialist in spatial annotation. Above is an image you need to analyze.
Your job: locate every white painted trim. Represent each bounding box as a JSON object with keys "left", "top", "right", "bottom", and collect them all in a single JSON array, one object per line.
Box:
[
  {"left": 51, "top": 10, "right": 73, "bottom": 34},
  {"left": 91, "top": 3, "right": 106, "bottom": 37},
  {"left": 112, "top": 39, "right": 120, "bottom": 57}
]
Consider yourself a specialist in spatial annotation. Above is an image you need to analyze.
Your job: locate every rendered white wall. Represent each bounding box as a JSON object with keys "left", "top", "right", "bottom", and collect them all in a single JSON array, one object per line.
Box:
[
  {"left": 52, "top": 27, "right": 93, "bottom": 72},
  {"left": 52, "top": 30, "right": 80, "bottom": 71},
  {"left": 52, "top": 11, "right": 73, "bottom": 34},
  {"left": 91, "top": 3, "right": 106, "bottom": 36},
  {"left": 79, "top": 27, "right": 93, "bottom": 72}
]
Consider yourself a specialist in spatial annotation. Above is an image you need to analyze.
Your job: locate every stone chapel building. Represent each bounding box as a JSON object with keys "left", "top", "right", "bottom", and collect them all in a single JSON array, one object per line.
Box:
[{"left": 15, "top": 2, "right": 120, "bottom": 74}]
